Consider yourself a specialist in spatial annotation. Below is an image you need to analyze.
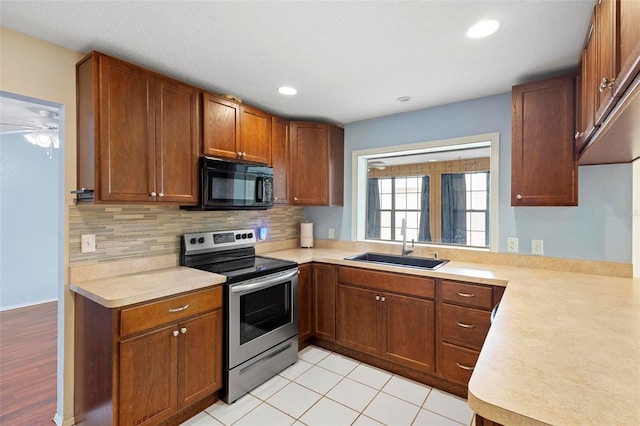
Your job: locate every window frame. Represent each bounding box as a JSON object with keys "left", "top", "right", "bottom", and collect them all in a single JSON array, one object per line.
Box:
[{"left": 352, "top": 133, "right": 500, "bottom": 252}]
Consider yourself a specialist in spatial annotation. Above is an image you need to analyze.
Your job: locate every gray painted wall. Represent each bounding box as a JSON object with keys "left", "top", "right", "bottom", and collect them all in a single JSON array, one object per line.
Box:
[
  {"left": 0, "top": 132, "right": 60, "bottom": 309},
  {"left": 305, "top": 92, "right": 633, "bottom": 263}
]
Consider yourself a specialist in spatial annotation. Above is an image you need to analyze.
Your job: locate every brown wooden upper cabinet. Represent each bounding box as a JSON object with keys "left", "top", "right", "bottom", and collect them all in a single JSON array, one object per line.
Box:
[
  {"left": 290, "top": 121, "right": 344, "bottom": 206},
  {"left": 271, "top": 117, "right": 290, "bottom": 204},
  {"left": 576, "top": 13, "right": 598, "bottom": 152},
  {"left": 76, "top": 51, "right": 200, "bottom": 204},
  {"left": 202, "top": 93, "right": 272, "bottom": 165},
  {"left": 511, "top": 74, "right": 577, "bottom": 206},
  {"left": 576, "top": 0, "right": 640, "bottom": 163}
]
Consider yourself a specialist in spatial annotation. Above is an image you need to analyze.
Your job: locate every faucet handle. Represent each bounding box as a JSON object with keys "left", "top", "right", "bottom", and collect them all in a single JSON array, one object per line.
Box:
[
  {"left": 427, "top": 251, "right": 439, "bottom": 260},
  {"left": 411, "top": 239, "right": 415, "bottom": 248}
]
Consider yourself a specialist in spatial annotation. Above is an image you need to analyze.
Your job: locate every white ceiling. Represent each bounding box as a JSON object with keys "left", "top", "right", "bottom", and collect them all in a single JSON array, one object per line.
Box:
[{"left": 0, "top": 1, "right": 595, "bottom": 125}]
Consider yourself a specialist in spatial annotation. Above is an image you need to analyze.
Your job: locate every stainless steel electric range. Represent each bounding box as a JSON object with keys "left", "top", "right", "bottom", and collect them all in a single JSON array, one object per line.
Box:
[{"left": 180, "top": 229, "right": 299, "bottom": 403}]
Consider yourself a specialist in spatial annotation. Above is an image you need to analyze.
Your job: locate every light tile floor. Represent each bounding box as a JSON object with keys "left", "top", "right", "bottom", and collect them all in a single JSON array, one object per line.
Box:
[{"left": 182, "top": 345, "right": 474, "bottom": 426}]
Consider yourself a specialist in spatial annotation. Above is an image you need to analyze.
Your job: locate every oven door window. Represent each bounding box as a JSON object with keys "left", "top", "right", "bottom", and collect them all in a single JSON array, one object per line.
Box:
[{"left": 239, "top": 282, "right": 291, "bottom": 345}]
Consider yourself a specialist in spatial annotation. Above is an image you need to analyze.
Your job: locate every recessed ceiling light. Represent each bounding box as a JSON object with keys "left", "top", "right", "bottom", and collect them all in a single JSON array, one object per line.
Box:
[
  {"left": 278, "top": 86, "right": 297, "bottom": 95},
  {"left": 396, "top": 96, "right": 412, "bottom": 103},
  {"left": 466, "top": 20, "right": 500, "bottom": 39}
]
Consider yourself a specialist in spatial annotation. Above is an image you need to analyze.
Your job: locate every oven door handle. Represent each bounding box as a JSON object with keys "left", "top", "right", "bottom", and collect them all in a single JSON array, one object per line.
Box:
[{"left": 230, "top": 269, "right": 298, "bottom": 294}]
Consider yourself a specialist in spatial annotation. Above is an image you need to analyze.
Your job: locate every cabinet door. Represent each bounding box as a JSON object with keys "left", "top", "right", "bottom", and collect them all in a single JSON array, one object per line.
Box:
[
  {"left": 511, "top": 75, "right": 577, "bottom": 206},
  {"left": 595, "top": 0, "right": 620, "bottom": 124},
  {"left": 119, "top": 325, "right": 178, "bottom": 425},
  {"left": 155, "top": 77, "right": 200, "bottom": 204},
  {"left": 577, "top": 13, "right": 598, "bottom": 153},
  {"left": 618, "top": 0, "right": 640, "bottom": 93},
  {"left": 240, "top": 105, "right": 271, "bottom": 164},
  {"left": 298, "top": 264, "right": 313, "bottom": 342},
  {"left": 290, "top": 122, "right": 329, "bottom": 205},
  {"left": 382, "top": 293, "right": 435, "bottom": 373},
  {"left": 98, "top": 55, "right": 155, "bottom": 202},
  {"left": 271, "top": 117, "right": 290, "bottom": 204},
  {"left": 178, "top": 310, "right": 223, "bottom": 408},
  {"left": 336, "top": 284, "right": 379, "bottom": 356},
  {"left": 312, "top": 263, "right": 336, "bottom": 341},
  {"left": 202, "top": 93, "right": 240, "bottom": 160}
]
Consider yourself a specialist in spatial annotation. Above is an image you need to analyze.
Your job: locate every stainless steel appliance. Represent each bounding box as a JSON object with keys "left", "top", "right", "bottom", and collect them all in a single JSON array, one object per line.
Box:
[
  {"left": 180, "top": 229, "right": 298, "bottom": 403},
  {"left": 184, "top": 157, "right": 274, "bottom": 210}
]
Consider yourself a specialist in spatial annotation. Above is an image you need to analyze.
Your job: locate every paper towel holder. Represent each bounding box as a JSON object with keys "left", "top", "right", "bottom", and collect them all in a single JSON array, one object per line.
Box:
[{"left": 300, "top": 222, "right": 314, "bottom": 248}]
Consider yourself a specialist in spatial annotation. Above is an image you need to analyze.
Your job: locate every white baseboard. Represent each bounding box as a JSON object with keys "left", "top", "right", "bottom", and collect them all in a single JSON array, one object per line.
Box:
[{"left": 0, "top": 297, "right": 57, "bottom": 312}]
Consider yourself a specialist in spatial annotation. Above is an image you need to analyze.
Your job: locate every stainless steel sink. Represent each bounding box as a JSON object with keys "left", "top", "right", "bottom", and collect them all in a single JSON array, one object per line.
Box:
[{"left": 344, "top": 252, "right": 448, "bottom": 270}]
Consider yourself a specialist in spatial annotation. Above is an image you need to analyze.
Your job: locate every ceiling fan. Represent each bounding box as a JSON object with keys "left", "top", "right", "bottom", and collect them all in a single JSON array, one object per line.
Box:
[{"left": 1, "top": 109, "right": 60, "bottom": 158}]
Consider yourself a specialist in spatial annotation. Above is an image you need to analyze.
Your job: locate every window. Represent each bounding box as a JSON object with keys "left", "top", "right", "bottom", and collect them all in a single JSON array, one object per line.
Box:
[
  {"left": 353, "top": 133, "right": 499, "bottom": 251},
  {"left": 464, "top": 172, "right": 489, "bottom": 247},
  {"left": 377, "top": 176, "right": 423, "bottom": 241}
]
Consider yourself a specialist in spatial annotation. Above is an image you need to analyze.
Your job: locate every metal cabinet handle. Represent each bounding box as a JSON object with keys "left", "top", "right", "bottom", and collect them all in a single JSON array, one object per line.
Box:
[
  {"left": 158, "top": 192, "right": 164, "bottom": 197},
  {"left": 599, "top": 77, "right": 616, "bottom": 92},
  {"left": 150, "top": 191, "right": 157, "bottom": 197},
  {"left": 172, "top": 330, "right": 179, "bottom": 337},
  {"left": 180, "top": 327, "right": 187, "bottom": 334},
  {"left": 381, "top": 296, "right": 386, "bottom": 302},
  {"left": 456, "top": 321, "right": 476, "bottom": 329},
  {"left": 169, "top": 304, "right": 189, "bottom": 313},
  {"left": 293, "top": 197, "right": 298, "bottom": 202},
  {"left": 456, "top": 291, "right": 475, "bottom": 298},
  {"left": 274, "top": 197, "right": 278, "bottom": 201},
  {"left": 515, "top": 194, "right": 522, "bottom": 200},
  {"left": 237, "top": 151, "right": 242, "bottom": 157},
  {"left": 455, "top": 362, "right": 474, "bottom": 371},
  {"left": 575, "top": 131, "right": 584, "bottom": 140},
  {"left": 376, "top": 295, "right": 380, "bottom": 301}
]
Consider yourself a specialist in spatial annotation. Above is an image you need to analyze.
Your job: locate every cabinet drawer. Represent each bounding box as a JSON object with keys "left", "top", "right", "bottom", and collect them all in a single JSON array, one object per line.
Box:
[
  {"left": 121, "top": 287, "right": 222, "bottom": 337},
  {"left": 440, "top": 303, "right": 490, "bottom": 351},
  {"left": 441, "top": 280, "right": 493, "bottom": 309},
  {"left": 440, "top": 342, "right": 479, "bottom": 385},
  {"left": 338, "top": 266, "right": 434, "bottom": 299}
]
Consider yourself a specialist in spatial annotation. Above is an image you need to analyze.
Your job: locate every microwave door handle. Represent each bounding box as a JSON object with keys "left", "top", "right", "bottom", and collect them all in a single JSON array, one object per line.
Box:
[{"left": 256, "top": 177, "right": 264, "bottom": 202}]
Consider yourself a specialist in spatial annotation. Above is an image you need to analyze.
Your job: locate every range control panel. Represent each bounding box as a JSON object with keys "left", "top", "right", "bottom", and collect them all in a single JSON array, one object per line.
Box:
[{"left": 183, "top": 229, "right": 257, "bottom": 255}]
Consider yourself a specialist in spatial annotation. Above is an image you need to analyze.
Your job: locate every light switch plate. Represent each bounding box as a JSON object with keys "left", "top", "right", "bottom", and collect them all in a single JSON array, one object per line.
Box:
[
  {"left": 531, "top": 239, "right": 544, "bottom": 255},
  {"left": 328, "top": 228, "right": 335, "bottom": 239},
  {"left": 81, "top": 234, "right": 96, "bottom": 253}
]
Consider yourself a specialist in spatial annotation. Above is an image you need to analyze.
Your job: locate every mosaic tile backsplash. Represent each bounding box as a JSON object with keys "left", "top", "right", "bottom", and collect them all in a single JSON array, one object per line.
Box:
[{"left": 69, "top": 204, "right": 304, "bottom": 264}]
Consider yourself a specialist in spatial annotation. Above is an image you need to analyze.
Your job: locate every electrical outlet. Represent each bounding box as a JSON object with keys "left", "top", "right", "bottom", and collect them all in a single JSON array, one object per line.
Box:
[
  {"left": 328, "top": 228, "right": 335, "bottom": 239},
  {"left": 507, "top": 237, "right": 519, "bottom": 253},
  {"left": 81, "top": 234, "right": 96, "bottom": 253},
  {"left": 532, "top": 239, "right": 544, "bottom": 255}
]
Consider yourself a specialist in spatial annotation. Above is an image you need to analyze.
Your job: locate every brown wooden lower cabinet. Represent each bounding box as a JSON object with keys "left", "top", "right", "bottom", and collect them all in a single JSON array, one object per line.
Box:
[
  {"left": 336, "top": 267, "right": 436, "bottom": 374},
  {"left": 312, "top": 263, "right": 337, "bottom": 341},
  {"left": 297, "top": 264, "right": 312, "bottom": 342},
  {"left": 75, "top": 286, "right": 223, "bottom": 425},
  {"left": 475, "top": 414, "right": 504, "bottom": 426}
]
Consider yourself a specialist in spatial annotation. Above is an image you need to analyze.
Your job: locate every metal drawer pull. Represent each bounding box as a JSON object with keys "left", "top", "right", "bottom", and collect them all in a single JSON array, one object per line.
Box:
[
  {"left": 169, "top": 304, "right": 190, "bottom": 313},
  {"left": 172, "top": 330, "right": 179, "bottom": 337},
  {"left": 180, "top": 327, "right": 187, "bottom": 334},
  {"left": 456, "top": 291, "right": 475, "bottom": 298},
  {"left": 456, "top": 321, "right": 476, "bottom": 329},
  {"left": 456, "top": 362, "right": 474, "bottom": 371}
]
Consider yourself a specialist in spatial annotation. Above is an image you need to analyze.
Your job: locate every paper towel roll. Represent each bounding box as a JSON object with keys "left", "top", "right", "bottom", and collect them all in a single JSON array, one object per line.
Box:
[{"left": 301, "top": 222, "right": 314, "bottom": 248}]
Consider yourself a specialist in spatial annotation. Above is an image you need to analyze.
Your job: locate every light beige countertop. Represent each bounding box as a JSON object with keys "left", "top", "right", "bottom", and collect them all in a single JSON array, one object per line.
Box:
[
  {"left": 263, "top": 247, "right": 640, "bottom": 426},
  {"left": 70, "top": 266, "right": 226, "bottom": 308}
]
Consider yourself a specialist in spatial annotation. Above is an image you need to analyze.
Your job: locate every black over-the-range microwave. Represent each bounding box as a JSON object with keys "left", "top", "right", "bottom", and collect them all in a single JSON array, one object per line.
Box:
[{"left": 183, "top": 156, "right": 274, "bottom": 211}]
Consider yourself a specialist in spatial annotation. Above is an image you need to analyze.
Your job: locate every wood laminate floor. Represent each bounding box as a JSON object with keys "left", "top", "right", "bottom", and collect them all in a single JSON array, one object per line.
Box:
[{"left": 0, "top": 301, "right": 57, "bottom": 425}]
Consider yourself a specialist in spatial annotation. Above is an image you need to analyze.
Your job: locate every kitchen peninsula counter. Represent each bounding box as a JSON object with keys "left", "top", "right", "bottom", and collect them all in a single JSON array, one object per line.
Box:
[
  {"left": 263, "top": 247, "right": 640, "bottom": 426},
  {"left": 70, "top": 266, "right": 226, "bottom": 308}
]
